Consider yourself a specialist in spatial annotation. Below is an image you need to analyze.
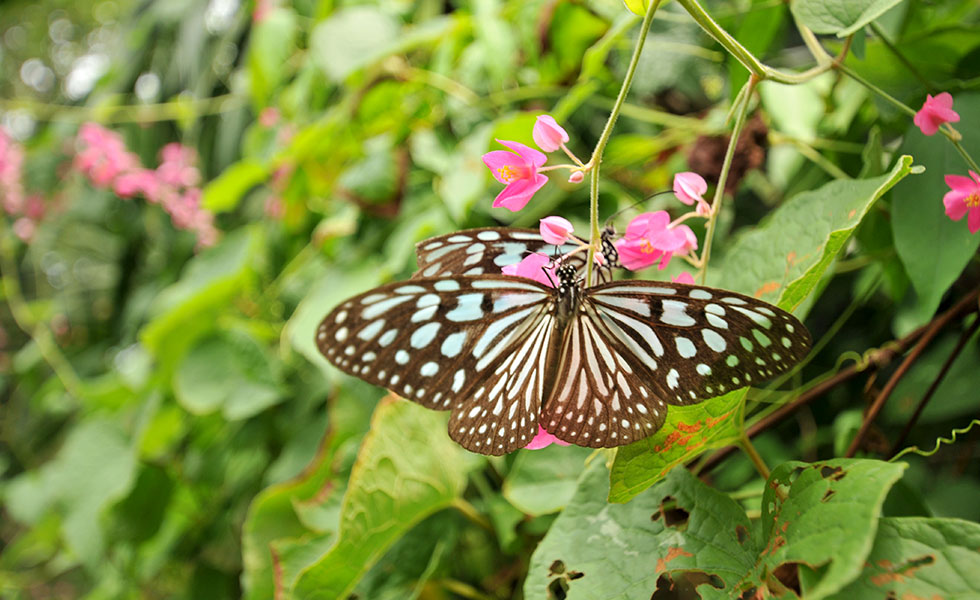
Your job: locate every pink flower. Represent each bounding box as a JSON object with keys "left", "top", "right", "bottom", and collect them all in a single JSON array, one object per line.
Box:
[
  {"left": 615, "top": 211, "right": 698, "bottom": 271},
  {"left": 673, "top": 171, "right": 710, "bottom": 216},
  {"left": 74, "top": 123, "right": 139, "bottom": 187},
  {"left": 13, "top": 218, "right": 35, "bottom": 242},
  {"left": 483, "top": 140, "right": 548, "bottom": 212},
  {"left": 0, "top": 128, "right": 25, "bottom": 215},
  {"left": 259, "top": 107, "right": 280, "bottom": 128},
  {"left": 114, "top": 169, "right": 160, "bottom": 201},
  {"left": 540, "top": 216, "right": 574, "bottom": 245},
  {"left": 532, "top": 115, "right": 569, "bottom": 152},
  {"left": 943, "top": 170, "right": 980, "bottom": 234},
  {"left": 502, "top": 252, "right": 556, "bottom": 287},
  {"left": 156, "top": 143, "right": 200, "bottom": 188},
  {"left": 914, "top": 93, "right": 960, "bottom": 136},
  {"left": 524, "top": 425, "right": 570, "bottom": 450},
  {"left": 568, "top": 171, "right": 584, "bottom": 184},
  {"left": 672, "top": 271, "right": 695, "bottom": 284}
]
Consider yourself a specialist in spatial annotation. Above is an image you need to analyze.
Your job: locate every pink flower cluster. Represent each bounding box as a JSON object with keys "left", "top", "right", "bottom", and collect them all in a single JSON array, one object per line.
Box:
[
  {"left": 0, "top": 128, "right": 47, "bottom": 242},
  {"left": 615, "top": 211, "right": 698, "bottom": 271},
  {"left": 74, "top": 123, "right": 218, "bottom": 247}
]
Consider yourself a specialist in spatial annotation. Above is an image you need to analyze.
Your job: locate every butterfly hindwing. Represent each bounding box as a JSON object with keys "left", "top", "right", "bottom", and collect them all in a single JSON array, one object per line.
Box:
[{"left": 586, "top": 281, "right": 812, "bottom": 407}]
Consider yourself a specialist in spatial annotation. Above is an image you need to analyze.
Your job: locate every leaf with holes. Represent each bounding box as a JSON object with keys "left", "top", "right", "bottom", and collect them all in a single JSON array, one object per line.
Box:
[
  {"left": 291, "top": 397, "right": 466, "bottom": 600},
  {"left": 608, "top": 389, "right": 745, "bottom": 503},
  {"left": 525, "top": 460, "right": 758, "bottom": 600},
  {"left": 747, "top": 459, "right": 906, "bottom": 600},
  {"left": 828, "top": 517, "right": 980, "bottom": 599},
  {"left": 711, "top": 155, "right": 915, "bottom": 312}
]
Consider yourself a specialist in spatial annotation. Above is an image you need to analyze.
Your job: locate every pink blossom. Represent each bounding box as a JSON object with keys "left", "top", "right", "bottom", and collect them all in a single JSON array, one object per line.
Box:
[
  {"left": 74, "top": 123, "right": 140, "bottom": 187},
  {"left": 914, "top": 93, "right": 960, "bottom": 136},
  {"left": 568, "top": 171, "right": 584, "bottom": 184},
  {"left": 943, "top": 170, "right": 980, "bottom": 234},
  {"left": 524, "top": 425, "right": 570, "bottom": 450},
  {"left": 156, "top": 143, "right": 200, "bottom": 188},
  {"left": 259, "top": 107, "right": 280, "bottom": 128},
  {"left": 615, "top": 211, "right": 698, "bottom": 271},
  {"left": 483, "top": 139, "right": 548, "bottom": 212},
  {"left": 0, "top": 128, "right": 25, "bottom": 215},
  {"left": 113, "top": 169, "right": 160, "bottom": 201},
  {"left": 13, "top": 218, "right": 36, "bottom": 242},
  {"left": 502, "top": 252, "right": 556, "bottom": 287},
  {"left": 532, "top": 115, "right": 569, "bottom": 153},
  {"left": 672, "top": 272, "right": 695, "bottom": 284},
  {"left": 540, "top": 216, "right": 574, "bottom": 245},
  {"left": 673, "top": 171, "right": 710, "bottom": 216}
]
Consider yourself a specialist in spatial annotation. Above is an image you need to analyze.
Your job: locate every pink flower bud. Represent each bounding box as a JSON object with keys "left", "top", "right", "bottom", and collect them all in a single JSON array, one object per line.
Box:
[
  {"left": 696, "top": 200, "right": 711, "bottom": 217},
  {"left": 568, "top": 171, "right": 585, "bottom": 184},
  {"left": 539, "top": 215, "right": 574, "bottom": 245},
  {"left": 532, "top": 115, "right": 569, "bottom": 153},
  {"left": 673, "top": 171, "right": 707, "bottom": 206},
  {"left": 914, "top": 92, "right": 960, "bottom": 136},
  {"left": 672, "top": 272, "right": 695, "bottom": 284},
  {"left": 524, "top": 425, "right": 570, "bottom": 450}
]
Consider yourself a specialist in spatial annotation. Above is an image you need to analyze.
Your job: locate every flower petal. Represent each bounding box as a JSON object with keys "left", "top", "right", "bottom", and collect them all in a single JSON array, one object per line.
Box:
[
  {"left": 969, "top": 207, "right": 980, "bottom": 234},
  {"left": 483, "top": 150, "right": 523, "bottom": 184},
  {"left": 532, "top": 115, "right": 570, "bottom": 153},
  {"left": 497, "top": 139, "right": 547, "bottom": 170},
  {"left": 492, "top": 174, "right": 548, "bottom": 211},
  {"left": 540, "top": 215, "right": 574, "bottom": 245},
  {"left": 524, "top": 425, "right": 570, "bottom": 449}
]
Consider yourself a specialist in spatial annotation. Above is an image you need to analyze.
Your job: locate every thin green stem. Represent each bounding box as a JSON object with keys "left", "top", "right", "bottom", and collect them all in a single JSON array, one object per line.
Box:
[
  {"left": 772, "top": 133, "right": 852, "bottom": 180},
  {"left": 869, "top": 22, "right": 936, "bottom": 93},
  {"left": 451, "top": 498, "right": 493, "bottom": 532},
  {"left": 950, "top": 137, "right": 980, "bottom": 173},
  {"left": 585, "top": 0, "right": 663, "bottom": 285},
  {"left": 739, "top": 431, "right": 771, "bottom": 481},
  {"left": 0, "top": 232, "right": 84, "bottom": 398},
  {"left": 698, "top": 75, "right": 757, "bottom": 285},
  {"left": 0, "top": 94, "right": 244, "bottom": 124}
]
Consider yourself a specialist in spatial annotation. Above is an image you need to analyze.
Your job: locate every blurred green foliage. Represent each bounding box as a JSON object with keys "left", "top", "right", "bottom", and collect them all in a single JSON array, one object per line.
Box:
[{"left": 1, "top": 0, "right": 979, "bottom": 598}]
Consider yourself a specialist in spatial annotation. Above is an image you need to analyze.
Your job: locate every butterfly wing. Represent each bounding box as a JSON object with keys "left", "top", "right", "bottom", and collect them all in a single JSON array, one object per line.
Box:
[
  {"left": 413, "top": 227, "right": 588, "bottom": 278},
  {"left": 317, "top": 276, "right": 561, "bottom": 455},
  {"left": 541, "top": 281, "right": 811, "bottom": 447}
]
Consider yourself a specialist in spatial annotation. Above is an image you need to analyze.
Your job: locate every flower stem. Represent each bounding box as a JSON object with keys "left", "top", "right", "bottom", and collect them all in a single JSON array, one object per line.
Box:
[
  {"left": 739, "top": 431, "right": 771, "bottom": 481},
  {"left": 698, "top": 75, "right": 757, "bottom": 285},
  {"left": 585, "top": 0, "right": 663, "bottom": 285}
]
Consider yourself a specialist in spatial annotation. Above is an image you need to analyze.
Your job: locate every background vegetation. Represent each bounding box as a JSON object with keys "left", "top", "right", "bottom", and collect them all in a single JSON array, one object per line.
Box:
[{"left": 1, "top": 0, "right": 978, "bottom": 598}]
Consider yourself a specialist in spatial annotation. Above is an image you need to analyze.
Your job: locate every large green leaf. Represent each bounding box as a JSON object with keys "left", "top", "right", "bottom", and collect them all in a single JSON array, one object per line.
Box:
[
  {"left": 750, "top": 459, "right": 906, "bottom": 599},
  {"left": 830, "top": 517, "right": 980, "bottom": 599},
  {"left": 291, "top": 398, "right": 467, "bottom": 599},
  {"left": 608, "top": 390, "right": 745, "bottom": 503},
  {"left": 310, "top": 7, "right": 400, "bottom": 83},
  {"left": 201, "top": 159, "right": 269, "bottom": 214},
  {"left": 892, "top": 93, "right": 980, "bottom": 325},
  {"left": 791, "top": 0, "right": 902, "bottom": 37},
  {"left": 712, "top": 155, "right": 915, "bottom": 311},
  {"left": 503, "top": 444, "right": 594, "bottom": 516},
  {"left": 526, "top": 462, "right": 758, "bottom": 600}
]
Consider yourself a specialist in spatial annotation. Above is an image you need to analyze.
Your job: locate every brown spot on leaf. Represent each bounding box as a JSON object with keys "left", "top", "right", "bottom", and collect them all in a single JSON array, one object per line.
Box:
[
  {"left": 819, "top": 466, "right": 846, "bottom": 481},
  {"left": 869, "top": 555, "right": 935, "bottom": 586},
  {"left": 651, "top": 570, "right": 722, "bottom": 599},
  {"left": 652, "top": 496, "right": 690, "bottom": 531},
  {"left": 567, "top": 571, "right": 584, "bottom": 580},
  {"left": 754, "top": 281, "right": 781, "bottom": 298},
  {"left": 821, "top": 489, "right": 836, "bottom": 503},
  {"left": 547, "top": 577, "right": 569, "bottom": 600},
  {"left": 736, "top": 524, "right": 749, "bottom": 545},
  {"left": 676, "top": 420, "right": 703, "bottom": 434},
  {"left": 848, "top": 209, "right": 857, "bottom": 219},
  {"left": 549, "top": 560, "right": 565, "bottom": 576},
  {"left": 655, "top": 547, "right": 695, "bottom": 573}
]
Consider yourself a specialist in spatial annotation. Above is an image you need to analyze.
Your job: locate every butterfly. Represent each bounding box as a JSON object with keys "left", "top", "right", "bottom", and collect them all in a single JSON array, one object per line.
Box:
[{"left": 317, "top": 229, "right": 811, "bottom": 455}]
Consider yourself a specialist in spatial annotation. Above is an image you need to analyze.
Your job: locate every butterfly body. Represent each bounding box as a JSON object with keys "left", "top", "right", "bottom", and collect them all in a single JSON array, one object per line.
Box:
[{"left": 317, "top": 263, "right": 811, "bottom": 455}]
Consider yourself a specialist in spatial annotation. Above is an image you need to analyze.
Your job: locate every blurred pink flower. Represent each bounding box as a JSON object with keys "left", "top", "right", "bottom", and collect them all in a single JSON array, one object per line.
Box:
[
  {"left": 0, "top": 128, "right": 25, "bottom": 215},
  {"left": 13, "top": 217, "right": 35, "bottom": 242},
  {"left": 524, "top": 425, "right": 570, "bottom": 450},
  {"left": 502, "top": 252, "right": 556, "bottom": 287},
  {"left": 114, "top": 169, "right": 160, "bottom": 202},
  {"left": 615, "top": 211, "right": 698, "bottom": 271},
  {"left": 532, "top": 115, "right": 569, "bottom": 153},
  {"left": 156, "top": 143, "right": 201, "bottom": 188},
  {"left": 75, "top": 123, "right": 140, "bottom": 187},
  {"left": 259, "top": 107, "right": 280, "bottom": 128},
  {"left": 943, "top": 170, "right": 980, "bottom": 234},
  {"left": 914, "top": 92, "right": 959, "bottom": 136},
  {"left": 672, "top": 272, "right": 695, "bottom": 284},
  {"left": 540, "top": 216, "right": 574, "bottom": 245},
  {"left": 483, "top": 140, "right": 548, "bottom": 212}
]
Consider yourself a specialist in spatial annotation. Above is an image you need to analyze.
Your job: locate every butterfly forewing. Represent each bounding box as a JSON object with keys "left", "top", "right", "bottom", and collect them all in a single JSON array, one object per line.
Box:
[
  {"left": 585, "top": 281, "right": 811, "bottom": 407},
  {"left": 414, "top": 228, "right": 585, "bottom": 279},
  {"left": 317, "top": 276, "right": 560, "bottom": 454}
]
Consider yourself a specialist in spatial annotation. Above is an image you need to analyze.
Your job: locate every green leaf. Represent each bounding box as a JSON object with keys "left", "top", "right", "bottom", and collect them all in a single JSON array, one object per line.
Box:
[
  {"left": 141, "top": 227, "right": 263, "bottom": 374},
  {"left": 830, "top": 517, "right": 980, "bottom": 599},
  {"left": 174, "top": 330, "right": 282, "bottom": 420},
  {"left": 892, "top": 93, "right": 980, "bottom": 325},
  {"left": 291, "top": 398, "right": 467, "bottom": 599},
  {"left": 791, "top": 0, "right": 902, "bottom": 37},
  {"left": 712, "top": 155, "right": 915, "bottom": 311},
  {"left": 248, "top": 7, "right": 298, "bottom": 105},
  {"left": 621, "top": 0, "right": 648, "bottom": 16},
  {"left": 201, "top": 159, "right": 269, "bottom": 213},
  {"left": 608, "top": 390, "right": 745, "bottom": 503},
  {"left": 525, "top": 462, "right": 757, "bottom": 600},
  {"left": 503, "top": 444, "right": 594, "bottom": 516},
  {"left": 310, "top": 7, "right": 400, "bottom": 83},
  {"left": 750, "top": 459, "right": 906, "bottom": 600}
]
